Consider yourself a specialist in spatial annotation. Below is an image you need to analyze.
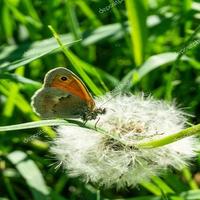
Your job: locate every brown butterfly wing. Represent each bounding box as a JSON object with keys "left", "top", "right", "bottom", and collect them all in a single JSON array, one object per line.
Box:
[
  {"left": 45, "top": 68, "right": 95, "bottom": 109},
  {"left": 31, "top": 87, "right": 88, "bottom": 119},
  {"left": 52, "top": 94, "right": 88, "bottom": 118},
  {"left": 31, "top": 67, "right": 96, "bottom": 119}
]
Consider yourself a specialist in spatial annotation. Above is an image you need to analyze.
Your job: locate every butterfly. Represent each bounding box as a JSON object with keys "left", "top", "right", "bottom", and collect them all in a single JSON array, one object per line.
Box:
[{"left": 31, "top": 67, "right": 106, "bottom": 121}]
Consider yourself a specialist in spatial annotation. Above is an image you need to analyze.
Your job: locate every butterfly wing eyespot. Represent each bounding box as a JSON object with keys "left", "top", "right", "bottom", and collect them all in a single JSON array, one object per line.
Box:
[{"left": 60, "top": 76, "right": 68, "bottom": 81}]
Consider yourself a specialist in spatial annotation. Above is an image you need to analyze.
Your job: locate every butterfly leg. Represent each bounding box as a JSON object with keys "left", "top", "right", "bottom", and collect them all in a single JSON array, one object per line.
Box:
[
  {"left": 83, "top": 119, "right": 88, "bottom": 126},
  {"left": 94, "top": 117, "right": 100, "bottom": 130}
]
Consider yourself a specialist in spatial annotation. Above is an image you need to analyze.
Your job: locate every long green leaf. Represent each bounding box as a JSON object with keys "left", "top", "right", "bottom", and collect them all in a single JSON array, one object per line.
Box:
[
  {"left": 0, "top": 73, "right": 41, "bottom": 85},
  {"left": 181, "top": 189, "right": 200, "bottom": 200},
  {"left": 125, "top": 0, "right": 147, "bottom": 66},
  {"left": 0, "top": 34, "right": 75, "bottom": 71},
  {"left": 0, "top": 119, "right": 70, "bottom": 132},
  {"left": 119, "top": 52, "right": 188, "bottom": 90},
  {"left": 151, "top": 176, "right": 175, "bottom": 194},
  {"left": 0, "top": 83, "right": 55, "bottom": 137},
  {"left": 0, "top": 23, "right": 125, "bottom": 72},
  {"left": 140, "top": 181, "right": 162, "bottom": 196},
  {"left": 7, "top": 151, "right": 49, "bottom": 200},
  {"left": 65, "top": 0, "right": 81, "bottom": 40},
  {"left": 2, "top": 67, "right": 24, "bottom": 120},
  {"left": 48, "top": 25, "right": 103, "bottom": 95},
  {"left": 76, "top": 0, "right": 102, "bottom": 27}
]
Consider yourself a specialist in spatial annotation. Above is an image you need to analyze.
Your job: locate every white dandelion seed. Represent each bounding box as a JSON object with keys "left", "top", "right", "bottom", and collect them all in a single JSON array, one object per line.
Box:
[{"left": 50, "top": 93, "right": 198, "bottom": 188}]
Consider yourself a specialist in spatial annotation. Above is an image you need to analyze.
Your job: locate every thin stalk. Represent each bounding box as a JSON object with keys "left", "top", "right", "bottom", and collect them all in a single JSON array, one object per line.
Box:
[
  {"left": 0, "top": 119, "right": 125, "bottom": 144},
  {"left": 96, "top": 190, "right": 100, "bottom": 200},
  {"left": 135, "top": 123, "right": 200, "bottom": 149},
  {"left": 3, "top": 176, "right": 18, "bottom": 200},
  {"left": 1, "top": 120, "right": 200, "bottom": 149},
  {"left": 0, "top": 119, "right": 69, "bottom": 132},
  {"left": 182, "top": 167, "right": 199, "bottom": 190}
]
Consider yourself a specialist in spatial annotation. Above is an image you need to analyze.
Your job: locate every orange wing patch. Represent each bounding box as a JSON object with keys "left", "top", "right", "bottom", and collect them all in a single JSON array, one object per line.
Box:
[{"left": 51, "top": 75, "right": 95, "bottom": 110}]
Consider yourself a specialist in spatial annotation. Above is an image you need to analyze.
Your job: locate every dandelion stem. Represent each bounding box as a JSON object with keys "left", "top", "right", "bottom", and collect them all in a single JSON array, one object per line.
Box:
[
  {"left": 135, "top": 123, "right": 200, "bottom": 149},
  {"left": 1, "top": 118, "right": 200, "bottom": 149},
  {"left": 75, "top": 121, "right": 200, "bottom": 149}
]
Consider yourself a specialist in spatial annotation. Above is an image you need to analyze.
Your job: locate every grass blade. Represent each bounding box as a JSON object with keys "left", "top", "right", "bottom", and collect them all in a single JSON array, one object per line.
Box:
[
  {"left": 0, "top": 34, "right": 76, "bottom": 71},
  {"left": 125, "top": 0, "right": 147, "bottom": 66},
  {"left": 0, "top": 119, "right": 70, "bottom": 132},
  {"left": 7, "top": 151, "right": 50, "bottom": 200},
  {"left": 65, "top": 0, "right": 81, "bottom": 40},
  {"left": 48, "top": 25, "right": 103, "bottom": 95},
  {"left": 140, "top": 181, "right": 162, "bottom": 195},
  {"left": 76, "top": 0, "right": 102, "bottom": 27}
]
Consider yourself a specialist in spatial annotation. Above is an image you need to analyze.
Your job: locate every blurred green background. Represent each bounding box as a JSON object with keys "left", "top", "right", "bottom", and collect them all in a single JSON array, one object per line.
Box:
[{"left": 1, "top": 0, "right": 200, "bottom": 199}]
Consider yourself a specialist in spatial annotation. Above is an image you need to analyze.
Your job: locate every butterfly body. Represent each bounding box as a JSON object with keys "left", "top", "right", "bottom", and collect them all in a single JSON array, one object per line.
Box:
[{"left": 31, "top": 67, "right": 105, "bottom": 121}]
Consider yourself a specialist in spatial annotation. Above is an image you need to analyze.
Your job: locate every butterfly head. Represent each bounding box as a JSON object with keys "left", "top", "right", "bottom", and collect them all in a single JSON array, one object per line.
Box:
[{"left": 83, "top": 107, "right": 106, "bottom": 121}]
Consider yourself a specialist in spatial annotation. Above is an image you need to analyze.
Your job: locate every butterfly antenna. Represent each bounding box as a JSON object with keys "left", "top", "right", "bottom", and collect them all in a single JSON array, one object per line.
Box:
[
  {"left": 95, "top": 117, "right": 100, "bottom": 129},
  {"left": 98, "top": 92, "right": 119, "bottom": 108},
  {"left": 98, "top": 78, "right": 132, "bottom": 108}
]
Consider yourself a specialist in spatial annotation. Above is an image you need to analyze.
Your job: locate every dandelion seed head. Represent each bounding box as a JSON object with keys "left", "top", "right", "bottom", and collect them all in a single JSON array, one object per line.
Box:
[{"left": 51, "top": 93, "right": 198, "bottom": 188}]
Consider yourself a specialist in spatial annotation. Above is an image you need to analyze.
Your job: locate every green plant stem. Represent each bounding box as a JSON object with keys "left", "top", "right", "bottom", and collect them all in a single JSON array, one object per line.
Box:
[
  {"left": 135, "top": 123, "right": 200, "bottom": 149},
  {"left": 0, "top": 120, "right": 69, "bottom": 132},
  {"left": 0, "top": 119, "right": 127, "bottom": 145},
  {"left": 1, "top": 120, "right": 200, "bottom": 149},
  {"left": 96, "top": 190, "right": 100, "bottom": 200}
]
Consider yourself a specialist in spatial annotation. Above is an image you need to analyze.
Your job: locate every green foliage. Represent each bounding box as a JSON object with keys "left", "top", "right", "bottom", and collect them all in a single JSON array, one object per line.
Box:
[{"left": 1, "top": 0, "right": 200, "bottom": 199}]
